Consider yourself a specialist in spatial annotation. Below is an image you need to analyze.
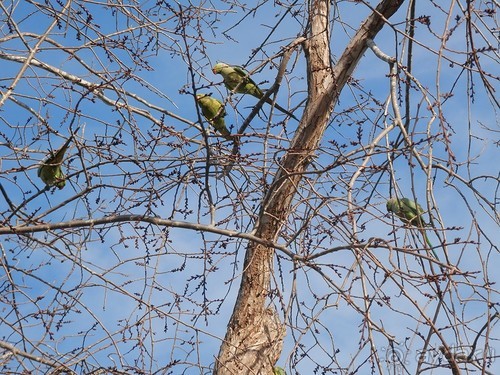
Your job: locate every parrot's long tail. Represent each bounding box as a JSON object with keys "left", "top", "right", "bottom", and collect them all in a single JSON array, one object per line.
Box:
[
  {"left": 264, "top": 97, "right": 300, "bottom": 121},
  {"left": 423, "top": 231, "right": 440, "bottom": 261}
]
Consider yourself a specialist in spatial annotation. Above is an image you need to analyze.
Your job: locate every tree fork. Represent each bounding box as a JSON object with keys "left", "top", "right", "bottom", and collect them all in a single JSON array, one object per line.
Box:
[{"left": 214, "top": 1, "right": 404, "bottom": 374}]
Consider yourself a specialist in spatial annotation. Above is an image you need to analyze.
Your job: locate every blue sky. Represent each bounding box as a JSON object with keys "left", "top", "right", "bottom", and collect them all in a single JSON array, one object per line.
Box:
[{"left": 0, "top": 1, "right": 498, "bottom": 374}]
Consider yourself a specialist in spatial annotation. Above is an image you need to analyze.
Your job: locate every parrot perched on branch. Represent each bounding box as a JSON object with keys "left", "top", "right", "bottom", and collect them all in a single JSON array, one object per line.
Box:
[
  {"left": 386, "top": 197, "right": 440, "bottom": 260},
  {"left": 38, "top": 135, "right": 74, "bottom": 189},
  {"left": 212, "top": 62, "right": 298, "bottom": 121},
  {"left": 195, "top": 94, "right": 233, "bottom": 140}
]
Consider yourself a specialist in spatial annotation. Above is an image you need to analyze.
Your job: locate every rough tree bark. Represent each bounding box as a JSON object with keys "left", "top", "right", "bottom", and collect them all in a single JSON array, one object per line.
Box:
[{"left": 214, "top": 1, "right": 404, "bottom": 374}]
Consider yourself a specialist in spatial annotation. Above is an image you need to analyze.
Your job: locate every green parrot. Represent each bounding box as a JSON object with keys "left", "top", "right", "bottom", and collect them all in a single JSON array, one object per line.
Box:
[
  {"left": 195, "top": 94, "right": 233, "bottom": 140},
  {"left": 273, "top": 366, "right": 286, "bottom": 375},
  {"left": 386, "top": 197, "right": 439, "bottom": 260},
  {"left": 37, "top": 136, "right": 73, "bottom": 189},
  {"left": 212, "top": 62, "right": 298, "bottom": 121}
]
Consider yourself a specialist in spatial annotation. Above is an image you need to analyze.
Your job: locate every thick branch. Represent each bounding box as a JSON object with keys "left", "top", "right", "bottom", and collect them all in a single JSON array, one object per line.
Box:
[
  {"left": 214, "top": 0, "right": 404, "bottom": 374},
  {"left": 0, "top": 215, "right": 289, "bottom": 252}
]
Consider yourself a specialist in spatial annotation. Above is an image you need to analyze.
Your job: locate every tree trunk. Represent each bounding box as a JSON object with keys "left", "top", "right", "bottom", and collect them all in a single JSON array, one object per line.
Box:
[{"left": 214, "top": 1, "right": 404, "bottom": 374}]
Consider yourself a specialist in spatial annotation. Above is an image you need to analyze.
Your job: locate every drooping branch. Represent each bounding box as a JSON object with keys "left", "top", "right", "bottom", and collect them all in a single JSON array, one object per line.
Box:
[{"left": 0, "top": 51, "right": 195, "bottom": 132}]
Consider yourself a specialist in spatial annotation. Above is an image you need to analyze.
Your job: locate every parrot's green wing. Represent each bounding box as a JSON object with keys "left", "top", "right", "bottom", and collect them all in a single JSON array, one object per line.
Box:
[
  {"left": 228, "top": 68, "right": 264, "bottom": 99},
  {"left": 232, "top": 65, "right": 261, "bottom": 88},
  {"left": 231, "top": 65, "right": 263, "bottom": 97},
  {"left": 400, "top": 197, "right": 426, "bottom": 226},
  {"left": 273, "top": 366, "right": 286, "bottom": 375},
  {"left": 232, "top": 65, "right": 250, "bottom": 77}
]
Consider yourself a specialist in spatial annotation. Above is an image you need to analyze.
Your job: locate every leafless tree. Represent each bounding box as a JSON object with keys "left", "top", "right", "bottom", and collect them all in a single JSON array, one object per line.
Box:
[{"left": 0, "top": 0, "right": 497, "bottom": 374}]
